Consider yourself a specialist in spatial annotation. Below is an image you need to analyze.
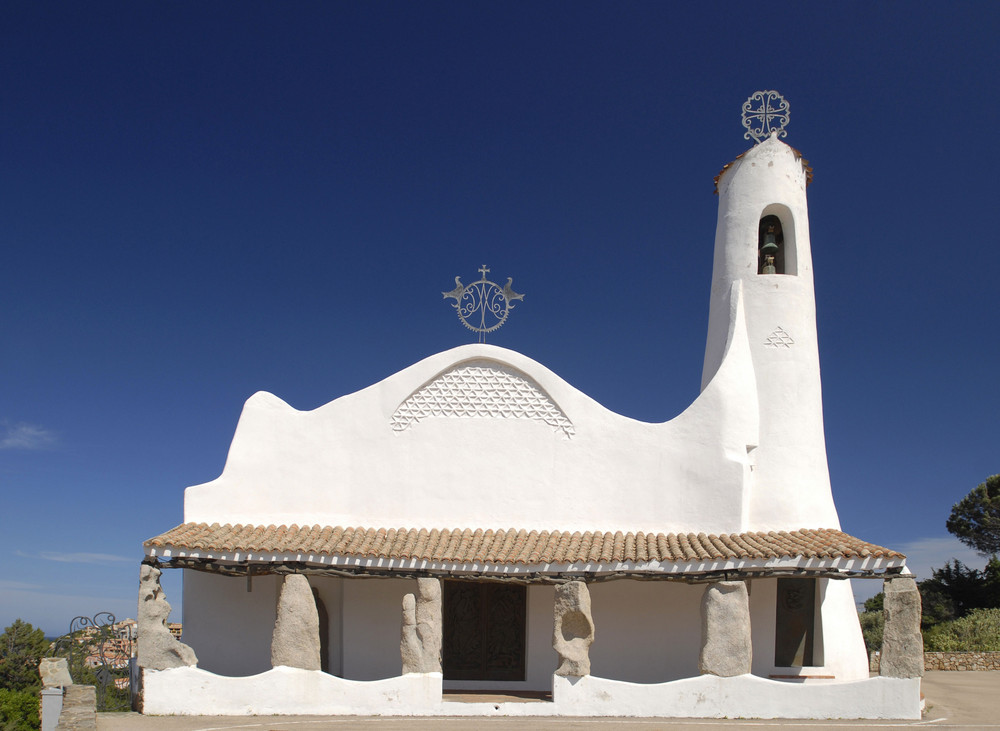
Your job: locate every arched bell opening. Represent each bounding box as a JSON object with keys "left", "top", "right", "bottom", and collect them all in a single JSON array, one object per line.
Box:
[
  {"left": 758, "top": 215, "right": 785, "bottom": 274},
  {"left": 757, "top": 208, "right": 797, "bottom": 275}
]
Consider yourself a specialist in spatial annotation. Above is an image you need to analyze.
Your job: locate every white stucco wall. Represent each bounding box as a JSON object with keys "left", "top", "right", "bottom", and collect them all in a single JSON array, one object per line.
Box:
[
  {"left": 748, "top": 578, "right": 869, "bottom": 681},
  {"left": 183, "top": 303, "right": 760, "bottom": 536},
  {"left": 310, "top": 576, "right": 344, "bottom": 676},
  {"left": 703, "top": 135, "right": 839, "bottom": 531},
  {"left": 183, "top": 571, "right": 280, "bottom": 677},
  {"left": 589, "top": 580, "right": 703, "bottom": 683},
  {"left": 340, "top": 577, "right": 414, "bottom": 680}
]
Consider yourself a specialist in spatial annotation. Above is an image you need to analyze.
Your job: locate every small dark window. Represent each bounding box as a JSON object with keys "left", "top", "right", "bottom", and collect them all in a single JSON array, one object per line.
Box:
[
  {"left": 774, "top": 578, "right": 817, "bottom": 666},
  {"left": 758, "top": 215, "right": 785, "bottom": 274},
  {"left": 443, "top": 580, "right": 526, "bottom": 681}
]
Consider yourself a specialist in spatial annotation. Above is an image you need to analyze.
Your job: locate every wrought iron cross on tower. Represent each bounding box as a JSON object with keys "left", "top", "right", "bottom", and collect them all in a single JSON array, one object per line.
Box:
[
  {"left": 442, "top": 265, "right": 524, "bottom": 343},
  {"left": 741, "top": 90, "right": 790, "bottom": 144}
]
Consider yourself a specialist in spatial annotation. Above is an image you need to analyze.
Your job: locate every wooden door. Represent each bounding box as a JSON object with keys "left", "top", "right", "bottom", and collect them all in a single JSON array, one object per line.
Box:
[{"left": 442, "top": 580, "right": 526, "bottom": 681}]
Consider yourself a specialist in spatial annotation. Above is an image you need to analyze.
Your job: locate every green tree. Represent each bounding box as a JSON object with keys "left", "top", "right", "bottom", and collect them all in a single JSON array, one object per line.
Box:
[
  {"left": 863, "top": 592, "right": 884, "bottom": 613},
  {"left": 858, "top": 608, "right": 884, "bottom": 655},
  {"left": 918, "top": 580, "right": 956, "bottom": 629},
  {"left": 0, "top": 620, "right": 48, "bottom": 693},
  {"left": 0, "top": 688, "right": 40, "bottom": 731},
  {"left": 946, "top": 474, "right": 1000, "bottom": 557},
  {"left": 921, "top": 560, "right": 998, "bottom": 618}
]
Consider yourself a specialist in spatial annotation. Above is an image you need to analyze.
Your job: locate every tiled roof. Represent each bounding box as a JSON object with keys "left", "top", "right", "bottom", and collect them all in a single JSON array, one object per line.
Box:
[{"left": 145, "top": 523, "right": 903, "bottom": 568}]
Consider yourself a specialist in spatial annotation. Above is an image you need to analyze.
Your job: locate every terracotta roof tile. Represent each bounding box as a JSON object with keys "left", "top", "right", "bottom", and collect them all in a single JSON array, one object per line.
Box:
[{"left": 145, "top": 523, "right": 904, "bottom": 571}]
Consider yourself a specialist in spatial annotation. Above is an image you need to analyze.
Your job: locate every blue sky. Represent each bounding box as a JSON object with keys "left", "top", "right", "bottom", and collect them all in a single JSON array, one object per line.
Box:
[{"left": 2, "top": 2, "right": 997, "bottom": 635}]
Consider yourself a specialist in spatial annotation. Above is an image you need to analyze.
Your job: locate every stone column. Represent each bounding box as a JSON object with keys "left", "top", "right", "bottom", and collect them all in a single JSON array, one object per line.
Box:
[
  {"left": 137, "top": 562, "right": 198, "bottom": 669},
  {"left": 880, "top": 576, "right": 923, "bottom": 678},
  {"left": 699, "top": 580, "right": 752, "bottom": 677},
  {"left": 553, "top": 580, "right": 594, "bottom": 677},
  {"left": 271, "top": 574, "right": 322, "bottom": 670},
  {"left": 401, "top": 578, "right": 442, "bottom": 673}
]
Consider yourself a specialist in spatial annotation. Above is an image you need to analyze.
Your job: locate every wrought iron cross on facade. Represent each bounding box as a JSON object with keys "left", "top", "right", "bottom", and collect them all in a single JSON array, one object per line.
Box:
[{"left": 442, "top": 265, "right": 523, "bottom": 343}]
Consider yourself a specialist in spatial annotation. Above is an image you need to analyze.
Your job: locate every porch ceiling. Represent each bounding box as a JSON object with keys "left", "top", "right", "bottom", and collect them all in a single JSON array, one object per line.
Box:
[{"left": 143, "top": 522, "right": 906, "bottom": 581}]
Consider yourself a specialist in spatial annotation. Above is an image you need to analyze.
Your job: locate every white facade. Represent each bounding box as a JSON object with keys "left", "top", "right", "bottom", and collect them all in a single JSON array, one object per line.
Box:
[{"left": 142, "top": 133, "right": 919, "bottom": 719}]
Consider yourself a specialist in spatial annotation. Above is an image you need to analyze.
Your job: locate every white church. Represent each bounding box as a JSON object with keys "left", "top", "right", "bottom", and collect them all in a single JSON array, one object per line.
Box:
[{"left": 138, "top": 99, "right": 924, "bottom": 719}]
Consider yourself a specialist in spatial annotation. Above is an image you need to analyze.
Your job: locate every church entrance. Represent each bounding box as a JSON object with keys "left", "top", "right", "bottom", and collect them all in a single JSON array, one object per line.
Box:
[{"left": 442, "top": 579, "right": 526, "bottom": 681}]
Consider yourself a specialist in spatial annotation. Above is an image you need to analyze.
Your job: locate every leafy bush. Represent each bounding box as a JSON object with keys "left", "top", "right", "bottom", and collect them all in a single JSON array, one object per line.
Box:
[{"left": 923, "top": 608, "right": 1000, "bottom": 652}]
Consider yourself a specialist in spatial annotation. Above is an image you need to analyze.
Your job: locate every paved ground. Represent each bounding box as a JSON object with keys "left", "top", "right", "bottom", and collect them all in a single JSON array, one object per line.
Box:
[{"left": 96, "top": 671, "right": 1000, "bottom": 730}]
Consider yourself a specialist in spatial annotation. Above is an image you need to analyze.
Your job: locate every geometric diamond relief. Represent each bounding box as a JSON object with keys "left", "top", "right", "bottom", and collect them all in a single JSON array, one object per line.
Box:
[
  {"left": 763, "top": 326, "right": 795, "bottom": 348},
  {"left": 390, "top": 360, "right": 575, "bottom": 439}
]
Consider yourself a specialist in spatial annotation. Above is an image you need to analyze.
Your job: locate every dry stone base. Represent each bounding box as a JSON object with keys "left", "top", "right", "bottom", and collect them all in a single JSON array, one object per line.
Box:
[
  {"left": 923, "top": 652, "right": 1000, "bottom": 671},
  {"left": 55, "top": 685, "right": 96, "bottom": 730},
  {"left": 271, "top": 574, "right": 322, "bottom": 670}
]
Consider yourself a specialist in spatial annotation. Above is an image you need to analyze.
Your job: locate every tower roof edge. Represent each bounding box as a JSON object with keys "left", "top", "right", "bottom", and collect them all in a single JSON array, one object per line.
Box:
[{"left": 713, "top": 138, "right": 813, "bottom": 195}]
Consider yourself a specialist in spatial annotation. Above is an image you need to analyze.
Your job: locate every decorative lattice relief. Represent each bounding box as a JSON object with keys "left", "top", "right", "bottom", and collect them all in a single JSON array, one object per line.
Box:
[
  {"left": 763, "top": 327, "right": 795, "bottom": 348},
  {"left": 390, "top": 363, "right": 574, "bottom": 439}
]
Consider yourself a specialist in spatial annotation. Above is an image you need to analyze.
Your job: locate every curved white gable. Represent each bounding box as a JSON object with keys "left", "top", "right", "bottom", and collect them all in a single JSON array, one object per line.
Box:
[{"left": 184, "top": 285, "right": 760, "bottom": 535}]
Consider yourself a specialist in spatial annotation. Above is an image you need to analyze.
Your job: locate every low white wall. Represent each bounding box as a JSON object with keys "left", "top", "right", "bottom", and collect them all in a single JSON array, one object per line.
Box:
[
  {"left": 141, "top": 666, "right": 442, "bottom": 716},
  {"left": 549, "top": 674, "right": 921, "bottom": 720},
  {"left": 141, "top": 667, "right": 921, "bottom": 719}
]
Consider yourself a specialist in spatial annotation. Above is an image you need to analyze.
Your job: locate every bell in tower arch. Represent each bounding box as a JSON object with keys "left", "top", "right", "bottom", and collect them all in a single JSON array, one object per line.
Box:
[{"left": 758, "top": 215, "right": 785, "bottom": 275}]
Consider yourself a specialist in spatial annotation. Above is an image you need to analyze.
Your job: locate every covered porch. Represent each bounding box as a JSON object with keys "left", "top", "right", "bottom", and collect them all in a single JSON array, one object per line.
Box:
[{"left": 136, "top": 522, "right": 923, "bottom": 719}]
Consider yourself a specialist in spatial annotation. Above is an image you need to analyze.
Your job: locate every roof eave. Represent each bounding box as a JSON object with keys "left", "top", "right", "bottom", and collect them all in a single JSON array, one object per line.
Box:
[{"left": 145, "top": 546, "right": 907, "bottom": 580}]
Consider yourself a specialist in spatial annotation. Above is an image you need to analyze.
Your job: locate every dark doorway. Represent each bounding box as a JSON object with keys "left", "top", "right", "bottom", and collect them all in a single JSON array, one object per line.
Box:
[
  {"left": 443, "top": 580, "right": 526, "bottom": 681},
  {"left": 774, "top": 577, "right": 817, "bottom": 666}
]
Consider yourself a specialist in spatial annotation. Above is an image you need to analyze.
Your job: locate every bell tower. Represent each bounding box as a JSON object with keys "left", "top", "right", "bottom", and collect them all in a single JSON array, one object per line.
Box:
[{"left": 702, "top": 94, "right": 839, "bottom": 531}]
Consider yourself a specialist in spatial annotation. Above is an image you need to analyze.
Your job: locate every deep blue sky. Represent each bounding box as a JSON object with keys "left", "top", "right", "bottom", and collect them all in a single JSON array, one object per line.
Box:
[{"left": 2, "top": 2, "right": 997, "bottom": 634}]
